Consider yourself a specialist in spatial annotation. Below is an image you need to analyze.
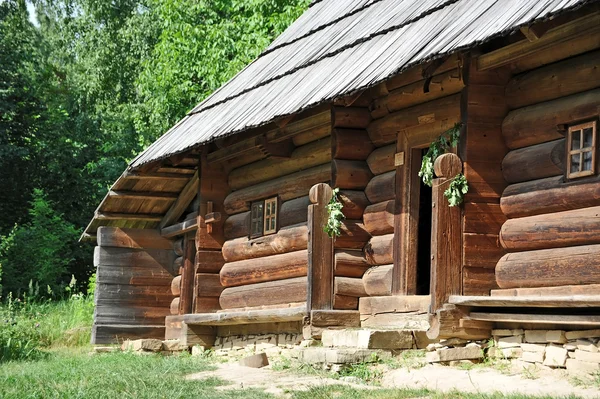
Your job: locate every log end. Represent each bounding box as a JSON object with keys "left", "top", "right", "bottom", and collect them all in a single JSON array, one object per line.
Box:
[{"left": 434, "top": 153, "right": 462, "bottom": 178}]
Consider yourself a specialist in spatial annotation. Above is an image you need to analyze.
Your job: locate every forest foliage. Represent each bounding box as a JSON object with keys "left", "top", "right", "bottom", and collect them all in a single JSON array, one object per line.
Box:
[{"left": 0, "top": 0, "right": 309, "bottom": 296}]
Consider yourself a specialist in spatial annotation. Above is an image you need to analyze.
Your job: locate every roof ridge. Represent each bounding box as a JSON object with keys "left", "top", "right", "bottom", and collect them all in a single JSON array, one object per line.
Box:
[
  {"left": 259, "top": 0, "right": 385, "bottom": 58},
  {"left": 187, "top": 0, "right": 460, "bottom": 118}
]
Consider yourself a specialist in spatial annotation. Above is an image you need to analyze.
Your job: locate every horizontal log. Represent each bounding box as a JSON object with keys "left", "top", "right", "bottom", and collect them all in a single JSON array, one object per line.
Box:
[
  {"left": 362, "top": 264, "right": 392, "bottom": 296},
  {"left": 184, "top": 306, "right": 307, "bottom": 325},
  {"left": 332, "top": 128, "right": 374, "bottom": 160},
  {"left": 501, "top": 176, "right": 600, "bottom": 218},
  {"left": 463, "top": 267, "right": 498, "bottom": 296},
  {"left": 193, "top": 297, "right": 221, "bottom": 313},
  {"left": 196, "top": 250, "right": 225, "bottom": 273},
  {"left": 95, "top": 212, "right": 162, "bottom": 222},
  {"left": 220, "top": 250, "right": 308, "bottom": 288},
  {"left": 219, "top": 277, "right": 307, "bottom": 309},
  {"left": 97, "top": 227, "right": 174, "bottom": 250},
  {"left": 463, "top": 233, "right": 504, "bottom": 269},
  {"left": 224, "top": 212, "right": 250, "bottom": 239},
  {"left": 161, "top": 216, "right": 197, "bottom": 238},
  {"left": 279, "top": 196, "right": 310, "bottom": 227},
  {"left": 500, "top": 206, "right": 600, "bottom": 252},
  {"left": 196, "top": 273, "right": 225, "bottom": 297},
  {"left": 310, "top": 310, "right": 360, "bottom": 328},
  {"left": 292, "top": 124, "right": 331, "bottom": 147},
  {"left": 491, "top": 284, "right": 600, "bottom": 297},
  {"left": 463, "top": 202, "right": 506, "bottom": 234},
  {"left": 502, "top": 88, "right": 600, "bottom": 149},
  {"left": 222, "top": 223, "right": 307, "bottom": 262},
  {"left": 386, "top": 54, "right": 460, "bottom": 91},
  {"left": 228, "top": 137, "right": 331, "bottom": 190},
  {"left": 170, "top": 297, "right": 180, "bottom": 315},
  {"left": 171, "top": 275, "right": 181, "bottom": 296},
  {"left": 94, "top": 247, "right": 176, "bottom": 272},
  {"left": 224, "top": 164, "right": 330, "bottom": 214},
  {"left": 366, "top": 144, "right": 395, "bottom": 175},
  {"left": 331, "top": 159, "right": 372, "bottom": 190},
  {"left": 332, "top": 106, "right": 371, "bottom": 129},
  {"left": 334, "top": 277, "right": 367, "bottom": 297},
  {"left": 469, "top": 312, "right": 600, "bottom": 326},
  {"left": 96, "top": 283, "right": 173, "bottom": 297},
  {"left": 334, "top": 295, "right": 358, "bottom": 310},
  {"left": 367, "top": 93, "right": 461, "bottom": 146},
  {"left": 505, "top": 49, "right": 600, "bottom": 109},
  {"left": 334, "top": 250, "right": 370, "bottom": 277},
  {"left": 450, "top": 295, "right": 600, "bottom": 308},
  {"left": 95, "top": 264, "right": 176, "bottom": 281},
  {"left": 95, "top": 297, "right": 174, "bottom": 308},
  {"left": 502, "top": 139, "right": 564, "bottom": 184},
  {"left": 371, "top": 69, "right": 464, "bottom": 118},
  {"left": 334, "top": 220, "right": 370, "bottom": 250},
  {"left": 496, "top": 244, "right": 600, "bottom": 289},
  {"left": 365, "top": 170, "right": 395, "bottom": 203},
  {"left": 363, "top": 200, "right": 394, "bottom": 236},
  {"left": 338, "top": 190, "right": 369, "bottom": 219},
  {"left": 364, "top": 234, "right": 393, "bottom": 265}
]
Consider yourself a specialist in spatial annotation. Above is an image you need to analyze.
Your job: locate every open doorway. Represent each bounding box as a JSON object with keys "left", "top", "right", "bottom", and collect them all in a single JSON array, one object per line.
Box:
[{"left": 416, "top": 149, "right": 432, "bottom": 295}]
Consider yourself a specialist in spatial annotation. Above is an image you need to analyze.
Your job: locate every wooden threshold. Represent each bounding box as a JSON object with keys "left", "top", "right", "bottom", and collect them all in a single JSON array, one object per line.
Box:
[
  {"left": 469, "top": 312, "right": 600, "bottom": 326},
  {"left": 449, "top": 295, "right": 600, "bottom": 308},
  {"left": 183, "top": 306, "right": 307, "bottom": 326}
]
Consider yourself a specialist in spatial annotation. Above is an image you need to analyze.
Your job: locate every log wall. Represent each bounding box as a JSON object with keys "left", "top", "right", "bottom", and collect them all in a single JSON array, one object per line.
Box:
[
  {"left": 496, "top": 47, "right": 600, "bottom": 290},
  {"left": 93, "top": 227, "right": 177, "bottom": 344}
]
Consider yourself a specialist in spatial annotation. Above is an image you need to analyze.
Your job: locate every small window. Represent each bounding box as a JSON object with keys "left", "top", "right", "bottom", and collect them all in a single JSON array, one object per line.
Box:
[
  {"left": 567, "top": 121, "right": 597, "bottom": 179},
  {"left": 249, "top": 197, "right": 278, "bottom": 238}
]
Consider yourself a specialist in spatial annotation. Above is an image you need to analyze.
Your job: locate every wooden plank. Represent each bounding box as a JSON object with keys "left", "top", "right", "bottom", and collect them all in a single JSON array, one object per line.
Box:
[
  {"left": 161, "top": 217, "right": 198, "bottom": 238},
  {"left": 178, "top": 238, "right": 195, "bottom": 314},
  {"left": 184, "top": 306, "right": 307, "bottom": 326},
  {"left": 463, "top": 267, "right": 498, "bottom": 296},
  {"left": 108, "top": 190, "right": 178, "bottom": 201},
  {"left": 93, "top": 247, "right": 176, "bottom": 271},
  {"left": 358, "top": 295, "right": 430, "bottom": 315},
  {"left": 95, "top": 212, "right": 162, "bottom": 222},
  {"left": 195, "top": 273, "right": 225, "bottom": 297},
  {"left": 463, "top": 233, "right": 504, "bottom": 269},
  {"left": 310, "top": 310, "right": 360, "bottom": 327},
  {"left": 477, "top": 12, "right": 600, "bottom": 71},
  {"left": 307, "top": 183, "right": 334, "bottom": 311},
  {"left": 450, "top": 295, "right": 600, "bottom": 307},
  {"left": 469, "top": 312, "right": 600, "bottom": 326},
  {"left": 463, "top": 202, "right": 506, "bottom": 234},
  {"left": 334, "top": 295, "right": 359, "bottom": 310},
  {"left": 196, "top": 250, "right": 225, "bottom": 273},
  {"left": 492, "top": 284, "right": 600, "bottom": 297},
  {"left": 122, "top": 172, "right": 191, "bottom": 181},
  {"left": 160, "top": 171, "right": 199, "bottom": 229},
  {"left": 97, "top": 227, "right": 173, "bottom": 250}
]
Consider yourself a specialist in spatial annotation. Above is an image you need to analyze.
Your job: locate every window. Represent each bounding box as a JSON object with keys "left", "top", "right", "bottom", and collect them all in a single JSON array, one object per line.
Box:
[
  {"left": 250, "top": 197, "right": 278, "bottom": 238},
  {"left": 567, "top": 121, "right": 597, "bottom": 179}
]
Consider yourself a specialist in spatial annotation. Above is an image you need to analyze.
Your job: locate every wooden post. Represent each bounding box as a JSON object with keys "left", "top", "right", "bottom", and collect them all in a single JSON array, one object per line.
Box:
[
  {"left": 307, "top": 183, "right": 334, "bottom": 311},
  {"left": 430, "top": 153, "right": 463, "bottom": 313},
  {"left": 179, "top": 234, "right": 196, "bottom": 315}
]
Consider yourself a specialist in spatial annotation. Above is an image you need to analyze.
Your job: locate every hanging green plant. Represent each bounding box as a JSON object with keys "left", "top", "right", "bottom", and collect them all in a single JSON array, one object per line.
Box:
[
  {"left": 324, "top": 188, "right": 345, "bottom": 238},
  {"left": 418, "top": 122, "right": 468, "bottom": 206},
  {"left": 444, "top": 173, "right": 469, "bottom": 207}
]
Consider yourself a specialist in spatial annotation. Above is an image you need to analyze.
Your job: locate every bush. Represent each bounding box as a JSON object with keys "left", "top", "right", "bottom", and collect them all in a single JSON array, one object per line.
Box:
[{"left": 0, "top": 189, "right": 80, "bottom": 297}]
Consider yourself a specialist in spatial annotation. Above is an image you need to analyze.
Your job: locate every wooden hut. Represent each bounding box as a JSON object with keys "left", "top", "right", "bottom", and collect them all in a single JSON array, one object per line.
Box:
[{"left": 83, "top": 0, "right": 600, "bottom": 345}]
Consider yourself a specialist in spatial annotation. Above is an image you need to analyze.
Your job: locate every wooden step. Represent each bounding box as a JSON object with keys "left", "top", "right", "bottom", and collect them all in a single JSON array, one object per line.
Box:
[
  {"left": 449, "top": 295, "right": 600, "bottom": 308},
  {"left": 183, "top": 306, "right": 307, "bottom": 326}
]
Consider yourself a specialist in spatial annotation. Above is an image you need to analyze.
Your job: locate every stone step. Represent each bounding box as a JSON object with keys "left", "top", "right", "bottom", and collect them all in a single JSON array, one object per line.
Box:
[
  {"left": 299, "top": 347, "right": 391, "bottom": 365},
  {"left": 321, "top": 328, "right": 428, "bottom": 350}
]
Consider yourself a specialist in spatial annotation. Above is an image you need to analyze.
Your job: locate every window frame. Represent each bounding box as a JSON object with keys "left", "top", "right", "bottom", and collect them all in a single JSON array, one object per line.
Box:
[
  {"left": 566, "top": 120, "right": 597, "bottom": 180},
  {"left": 249, "top": 197, "right": 279, "bottom": 238},
  {"left": 250, "top": 201, "right": 264, "bottom": 239}
]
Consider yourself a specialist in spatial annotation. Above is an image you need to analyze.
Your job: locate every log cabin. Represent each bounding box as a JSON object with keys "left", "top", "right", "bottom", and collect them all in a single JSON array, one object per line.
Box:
[{"left": 83, "top": 0, "right": 600, "bottom": 345}]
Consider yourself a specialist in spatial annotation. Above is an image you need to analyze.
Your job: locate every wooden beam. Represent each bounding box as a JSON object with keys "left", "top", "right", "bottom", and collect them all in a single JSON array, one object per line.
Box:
[
  {"left": 160, "top": 171, "right": 199, "bottom": 229},
  {"left": 108, "top": 190, "right": 178, "bottom": 201},
  {"left": 478, "top": 12, "right": 600, "bottom": 71},
  {"left": 450, "top": 295, "right": 600, "bottom": 308},
  {"left": 80, "top": 233, "right": 97, "bottom": 242},
  {"left": 156, "top": 167, "right": 197, "bottom": 175},
  {"left": 469, "top": 312, "right": 600, "bottom": 326},
  {"left": 183, "top": 306, "right": 307, "bottom": 325},
  {"left": 519, "top": 25, "right": 548, "bottom": 42},
  {"left": 122, "top": 171, "right": 191, "bottom": 181},
  {"left": 161, "top": 217, "right": 198, "bottom": 238},
  {"left": 95, "top": 212, "right": 162, "bottom": 222}
]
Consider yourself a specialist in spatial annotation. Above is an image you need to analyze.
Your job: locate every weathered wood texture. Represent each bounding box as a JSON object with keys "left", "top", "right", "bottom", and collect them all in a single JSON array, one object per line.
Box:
[
  {"left": 496, "top": 244, "right": 600, "bottom": 289},
  {"left": 171, "top": 275, "right": 181, "bottom": 296},
  {"left": 463, "top": 233, "right": 504, "bottom": 269},
  {"left": 463, "top": 267, "right": 498, "bottom": 295},
  {"left": 505, "top": 49, "right": 600, "bottom": 110},
  {"left": 502, "top": 88, "right": 600, "bottom": 150},
  {"left": 332, "top": 128, "right": 374, "bottom": 160},
  {"left": 220, "top": 249, "right": 308, "bottom": 288},
  {"left": 334, "top": 250, "right": 371, "bottom": 277},
  {"left": 93, "top": 227, "right": 177, "bottom": 344},
  {"left": 184, "top": 306, "right": 307, "bottom": 326},
  {"left": 332, "top": 106, "right": 371, "bottom": 129},
  {"left": 224, "top": 163, "right": 330, "bottom": 214},
  {"left": 179, "top": 239, "right": 195, "bottom": 314},
  {"left": 501, "top": 176, "right": 600, "bottom": 219},
  {"left": 362, "top": 264, "right": 392, "bottom": 296},
  {"left": 223, "top": 212, "right": 250, "bottom": 239},
  {"left": 222, "top": 223, "right": 308, "bottom": 262},
  {"left": 195, "top": 273, "right": 225, "bottom": 297},
  {"left": 491, "top": 284, "right": 600, "bottom": 297},
  {"left": 334, "top": 277, "right": 367, "bottom": 297},
  {"left": 502, "top": 139, "right": 564, "bottom": 184},
  {"left": 308, "top": 183, "right": 334, "bottom": 311},
  {"left": 365, "top": 171, "right": 395, "bottom": 203},
  {"left": 331, "top": 159, "right": 373, "bottom": 190},
  {"left": 366, "top": 144, "right": 395, "bottom": 175},
  {"left": 228, "top": 137, "right": 331, "bottom": 190},
  {"left": 334, "top": 220, "right": 371, "bottom": 250},
  {"left": 333, "top": 295, "right": 359, "bottom": 310},
  {"left": 338, "top": 190, "right": 370, "bottom": 219},
  {"left": 500, "top": 206, "right": 600, "bottom": 252},
  {"left": 363, "top": 200, "right": 394, "bottom": 236},
  {"left": 364, "top": 234, "right": 393, "bottom": 265},
  {"left": 431, "top": 154, "right": 463, "bottom": 311},
  {"left": 220, "top": 277, "right": 307, "bottom": 309},
  {"left": 196, "top": 250, "right": 225, "bottom": 273}
]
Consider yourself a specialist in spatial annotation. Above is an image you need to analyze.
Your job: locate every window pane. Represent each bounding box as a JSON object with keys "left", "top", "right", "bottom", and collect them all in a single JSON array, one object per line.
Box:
[
  {"left": 267, "top": 202, "right": 271, "bottom": 215},
  {"left": 584, "top": 128, "right": 594, "bottom": 148},
  {"left": 584, "top": 151, "right": 593, "bottom": 171},
  {"left": 271, "top": 218, "right": 276, "bottom": 230},
  {"left": 571, "top": 153, "right": 581, "bottom": 173},
  {"left": 572, "top": 130, "right": 581, "bottom": 150}
]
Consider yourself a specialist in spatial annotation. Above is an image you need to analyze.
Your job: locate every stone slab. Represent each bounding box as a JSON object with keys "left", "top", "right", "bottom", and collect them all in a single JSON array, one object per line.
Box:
[
  {"left": 239, "top": 353, "right": 269, "bottom": 368},
  {"left": 565, "top": 330, "right": 600, "bottom": 340},
  {"left": 543, "top": 344, "right": 567, "bottom": 367},
  {"left": 574, "top": 349, "right": 600, "bottom": 363},
  {"left": 426, "top": 347, "right": 483, "bottom": 363}
]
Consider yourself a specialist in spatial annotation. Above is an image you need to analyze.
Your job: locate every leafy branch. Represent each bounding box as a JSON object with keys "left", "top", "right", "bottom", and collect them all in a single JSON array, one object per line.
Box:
[
  {"left": 324, "top": 188, "right": 345, "bottom": 238},
  {"left": 418, "top": 123, "right": 468, "bottom": 206}
]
